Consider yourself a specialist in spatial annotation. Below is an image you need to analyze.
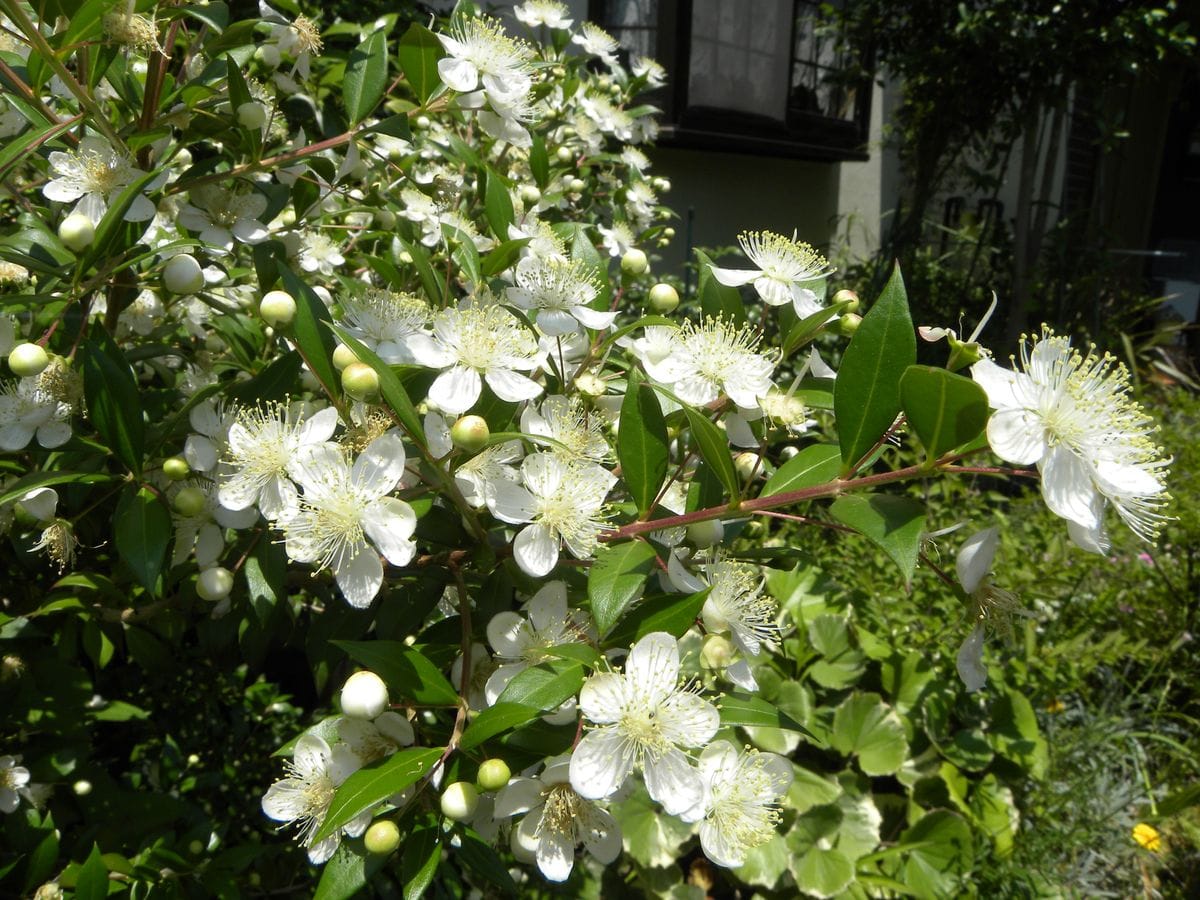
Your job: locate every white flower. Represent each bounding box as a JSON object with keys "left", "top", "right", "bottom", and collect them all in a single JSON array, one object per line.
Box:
[
  {"left": 0, "top": 755, "right": 30, "bottom": 814},
  {"left": 497, "top": 755, "right": 620, "bottom": 882},
  {"left": 520, "top": 395, "right": 609, "bottom": 463},
  {"left": 491, "top": 454, "right": 617, "bottom": 577},
  {"left": 259, "top": 2, "right": 323, "bottom": 80},
  {"left": 184, "top": 398, "right": 235, "bottom": 473},
  {"left": 298, "top": 231, "right": 345, "bottom": 276},
  {"left": 507, "top": 257, "right": 616, "bottom": 335},
  {"left": 642, "top": 318, "right": 777, "bottom": 409},
  {"left": 178, "top": 184, "right": 270, "bottom": 251},
  {"left": 631, "top": 56, "right": 666, "bottom": 88},
  {"left": 169, "top": 480, "right": 257, "bottom": 568},
  {"left": 953, "top": 526, "right": 1031, "bottom": 693},
  {"left": 971, "top": 329, "right": 1170, "bottom": 552},
  {"left": 569, "top": 631, "right": 719, "bottom": 815},
  {"left": 710, "top": 231, "right": 834, "bottom": 317},
  {"left": 572, "top": 22, "right": 620, "bottom": 68},
  {"left": 679, "top": 740, "right": 792, "bottom": 868},
  {"left": 598, "top": 220, "right": 635, "bottom": 258},
  {"left": 280, "top": 433, "right": 416, "bottom": 608},
  {"left": 219, "top": 403, "right": 340, "bottom": 520},
  {"left": 454, "top": 439, "right": 524, "bottom": 511},
  {"left": 42, "top": 135, "right": 156, "bottom": 225},
  {"left": 484, "top": 582, "right": 591, "bottom": 705},
  {"left": 407, "top": 298, "right": 544, "bottom": 415},
  {"left": 514, "top": 1, "right": 574, "bottom": 30},
  {"left": 336, "top": 712, "right": 415, "bottom": 765},
  {"left": 261, "top": 734, "right": 365, "bottom": 864},
  {"left": 436, "top": 16, "right": 534, "bottom": 101},
  {"left": 0, "top": 378, "right": 72, "bottom": 450},
  {"left": 336, "top": 288, "right": 428, "bottom": 364}
]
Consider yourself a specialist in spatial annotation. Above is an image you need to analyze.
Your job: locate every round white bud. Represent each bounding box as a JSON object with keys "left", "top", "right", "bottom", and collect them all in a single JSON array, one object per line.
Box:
[
  {"left": 621, "top": 248, "right": 649, "bottom": 276},
  {"left": 686, "top": 518, "right": 724, "bottom": 549},
  {"left": 440, "top": 782, "right": 479, "bottom": 821},
  {"left": 162, "top": 254, "right": 204, "bottom": 295},
  {"left": 8, "top": 343, "right": 49, "bottom": 378},
  {"left": 58, "top": 213, "right": 95, "bottom": 252},
  {"left": 647, "top": 282, "right": 679, "bottom": 313},
  {"left": 332, "top": 344, "right": 359, "bottom": 371},
  {"left": 196, "top": 567, "right": 234, "bottom": 602},
  {"left": 341, "top": 362, "right": 380, "bottom": 402},
  {"left": 340, "top": 670, "right": 389, "bottom": 720},
  {"left": 236, "top": 101, "right": 268, "bottom": 131},
  {"left": 258, "top": 290, "right": 297, "bottom": 327}
]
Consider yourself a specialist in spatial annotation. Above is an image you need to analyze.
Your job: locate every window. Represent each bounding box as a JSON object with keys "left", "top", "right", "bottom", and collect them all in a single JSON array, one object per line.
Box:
[{"left": 590, "top": 0, "right": 871, "bottom": 160}]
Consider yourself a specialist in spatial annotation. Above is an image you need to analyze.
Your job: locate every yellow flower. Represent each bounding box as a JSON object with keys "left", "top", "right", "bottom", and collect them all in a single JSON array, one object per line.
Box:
[{"left": 1132, "top": 822, "right": 1162, "bottom": 852}]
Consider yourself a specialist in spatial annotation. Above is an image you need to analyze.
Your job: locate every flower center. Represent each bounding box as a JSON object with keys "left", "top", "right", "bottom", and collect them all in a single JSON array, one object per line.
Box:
[{"left": 81, "top": 151, "right": 128, "bottom": 195}]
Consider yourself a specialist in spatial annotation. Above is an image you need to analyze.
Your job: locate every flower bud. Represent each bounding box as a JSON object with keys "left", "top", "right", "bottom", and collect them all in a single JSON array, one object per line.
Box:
[
  {"left": 364, "top": 819, "right": 401, "bottom": 855},
  {"left": 196, "top": 567, "right": 234, "bottom": 602},
  {"left": 255, "top": 43, "right": 281, "bottom": 68},
  {"left": 172, "top": 486, "right": 207, "bottom": 518},
  {"left": 374, "top": 209, "right": 395, "bottom": 229},
  {"left": 700, "top": 633, "right": 734, "bottom": 669},
  {"left": 341, "top": 362, "right": 380, "bottom": 402},
  {"left": 58, "top": 213, "right": 95, "bottom": 252},
  {"left": 832, "top": 288, "right": 860, "bottom": 314},
  {"left": 8, "top": 342, "right": 49, "bottom": 378},
  {"left": 833, "top": 313, "right": 862, "bottom": 337},
  {"left": 450, "top": 415, "right": 490, "bottom": 453},
  {"left": 259, "top": 290, "right": 297, "bottom": 327},
  {"left": 332, "top": 344, "right": 359, "bottom": 371},
  {"left": 652, "top": 177, "right": 671, "bottom": 193},
  {"left": 476, "top": 758, "right": 511, "bottom": 792},
  {"left": 73, "top": 779, "right": 93, "bottom": 796},
  {"left": 663, "top": 227, "right": 676, "bottom": 239},
  {"left": 621, "top": 248, "right": 649, "bottom": 276},
  {"left": 518, "top": 184, "right": 542, "bottom": 205},
  {"left": 415, "top": 115, "right": 431, "bottom": 129},
  {"left": 162, "top": 456, "right": 191, "bottom": 481},
  {"left": 163, "top": 254, "right": 204, "bottom": 295},
  {"left": 555, "top": 146, "right": 573, "bottom": 163},
  {"left": 236, "top": 101, "right": 268, "bottom": 131},
  {"left": 686, "top": 518, "right": 724, "bottom": 549},
  {"left": 440, "top": 781, "right": 479, "bottom": 821},
  {"left": 568, "top": 177, "right": 586, "bottom": 193},
  {"left": 733, "top": 451, "right": 760, "bottom": 482},
  {"left": 341, "top": 670, "right": 389, "bottom": 719},
  {"left": 574, "top": 373, "right": 606, "bottom": 397},
  {"left": 647, "top": 282, "right": 678, "bottom": 313}
]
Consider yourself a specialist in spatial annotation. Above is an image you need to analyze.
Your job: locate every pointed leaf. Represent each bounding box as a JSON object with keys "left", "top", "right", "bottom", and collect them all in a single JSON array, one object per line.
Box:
[
  {"left": 483, "top": 167, "right": 515, "bottom": 240},
  {"left": 398, "top": 23, "right": 443, "bottom": 105},
  {"left": 618, "top": 370, "right": 669, "bottom": 515},
  {"left": 334, "top": 641, "right": 458, "bottom": 706},
  {"left": 459, "top": 702, "right": 541, "bottom": 751},
  {"left": 114, "top": 485, "right": 170, "bottom": 594},
  {"left": 606, "top": 588, "right": 709, "bottom": 647},
  {"left": 312, "top": 747, "right": 442, "bottom": 843},
  {"left": 682, "top": 405, "right": 739, "bottom": 501},
  {"left": 899, "top": 365, "right": 989, "bottom": 461},
  {"left": 344, "top": 29, "right": 390, "bottom": 124},
  {"left": 829, "top": 493, "right": 925, "bottom": 584},
  {"left": 759, "top": 443, "right": 841, "bottom": 498},
  {"left": 81, "top": 329, "right": 145, "bottom": 475},
  {"left": 280, "top": 265, "right": 340, "bottom": 401},
  {"left": 721, "top": 692, "right": 810, "bottom": 734},
  {"left": 588, "top": 540, "right": 659, "bottom": 636}
]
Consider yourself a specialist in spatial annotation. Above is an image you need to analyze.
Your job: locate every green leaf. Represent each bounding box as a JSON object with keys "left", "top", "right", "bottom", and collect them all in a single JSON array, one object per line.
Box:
[
  {"left": 226, "top": 350, "right": 302, "bottom": 403},
  {"left": 791, "top": 847, "right": 854, "bottom": 899},
  {"left": 401, "top": 814, "right": 441, "bottom": 900},
  {"left": 329, "top": 325, "right": 426, "bottom": 447},
  {"left": 398, "top": 23, "right": 443, "bottom": 105},
  {"left": 735, "top": 834, "right": 791, "bottom": 889},
  {"left": 610, "top": 789, "right": 696, "bottom": 868},
  {"left": 459, "top": 702, "right": 541, "bottom": 751},
  {"left": 81, "top": 329, "right": 145, "bottom": 475},
  {"left": 0, "top": 471, "right": 114, "bottom": 508},
  {"left": 806, "top": 615, "right": 867, "bottom": 689},
  {"left": 480, "top": 237, "right": 530, "bottom": 277},
  {"left": 899, "top": 365, "right": 989, "bottom": 461},
  {"left": 759, "top": 443, "right": 841, "bottom": 498},
  {"left": 830, "top": 693, "right": 908, "bottom": 776},
  {"left": 541, "top": 643, "right": 601, "bottom": 666},
  {"left": 495, "top": 660, "right": 583, "bottom": 711},
  {"left": 313, "top": 747, "right": 442, "bottom": 843},
  {"left": 695, "top": 249, "right": 746, "bottom": 324},
  {"left": 344, "top": 29, "right": 389, "bottom": 124},
  {"left": 457, "top": 828, "right": 517, "bottom": 896},
  {"left": 114, "top": 485, "right": 170, "bottom": 595},
  {"left": 315, "top": 841, "right": 385, "bottom": 900},
  {"left": 829, "top": 493, "right": 926, "bottom": 584},
  {"left": 588, "top": 540, "right": 659, "bottom": 636},
  {"left": 618, "top": 370, "right": 669, "bottom": 515},
  {"left": 721, "top": 692, "right": 810, "bottom": 734},
  {"left": 833, "top": 263, "right": 916, "bottom": 470},
  {"left": 782, "top": 298, "right": 855, "bottom": 358},
  {"left": 529, "top": 133, "right": 549, "bottom": 187},
  {"left": 606, "top": 588, "right": 709, "bottom": 647},
  {"left": 899, "top": 811, "right": 974, "bottom": 897},
  {"left": 483, "top": 167, "right": 515, "bottom": 240},
  {"left": 74, "top": 844, "right": 109, "bottom": 900},
  {"left": 989, "top": 688, "right": 1048, "bottom": 779},
  {"left": 80, "top": 168, "right": 162, "bottom": 270},
  {"left": 280, "top": 265, "right": 340, "bottom": 401},
  {"left": 335, "top": 641, "right": 459, "bottom": 706},
  {"left": 682, "top": 405, "right": 740, "bottom": 501}
]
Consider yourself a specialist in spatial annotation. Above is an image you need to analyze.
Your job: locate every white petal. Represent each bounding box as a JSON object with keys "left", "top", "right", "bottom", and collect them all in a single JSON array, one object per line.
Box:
[
  {"left": 955, "top": 527, "right": 998, "bottom": 595},
  {"left": 700, "top": 819, "right": 745, "bottom": 868},
  {"left": 753, "top": 275, "right": 792, "bottom": 307},
  {"left": 709, "top": 265, "right": 759, "bottom": 287},
  {"left": 956, "top": 622, "right": 988, "bottom": 693},
  {"left": 1067, "top": 515, "right": 1109, "bottom": 555},
  {"left": 578, "top": 672, "right": 629, "bottom": 725},
  {"left": 527, "top": 581, "right": 568, "bottom": 631},
  {"left": 484, "top": 663, "right": 526, "bottom": 706},
  {"left": 536, "top": 829, "right": 575, "bottom": 882},
  {"left": 971, "top": 358, "right": 1028, "bottom": 410},
  {"left": 428, "top": 366, "right": 482, "bottom": 415},
  {"left": 334, "top": 547, "right": 384, "bottom": 608},
  {"left": 659, "top": 691, "right": 720, "bottom": 748},
  {"left": 487, "top": 611, "right": 532, "bottom": 658},
  {"left": 1040, "top": 445, "right": 1100, "bottom": 529},
  {"left": 185, "top": 434, "right": 219, "bottom": 472},
  {"left": 643, "top": 748, "right": 703, "bottom": 816},
  {"left": 624, "top": 632, "right": 680, "bottom": 700},
  {"left": 352, "top": 431, "right": 407, "bottom": 494},
  {"left": 375, "top": 712, "right": 415, "bottom": 745},
  {"left": 485, "top": 367, "right": 543, "bottom": 403},
  {"left": 18, "top": 487, "right": 58, "bottom": 522},
  {"left": 362, "top": 498, "right": 416, "bottom": 566},
  {"left": 986, "top": 408, "right": 1047, "bottom": 466},
  {"left": 571, "top": 305, "right": 618, "bottom": 330},
  {"left": 437, "top": 56, "right": 479, "bottom": 92},
  {"left": 488, "top": 480, "right": 537, "bottom": 524},
  {"left": 299, "top": 406, "right": 340, "bottom": 444},
  {"left": 513, "top": 522, "right": 559, "bottom": 577},
  {"left": 569, "top": 729, "right": 634, "bottom": 800},
  {"left": 582, "top": 808, "right": 622, "bottom": 863},
  {"left": 494, "top": 778, "right": 544, "bottom": 818}
]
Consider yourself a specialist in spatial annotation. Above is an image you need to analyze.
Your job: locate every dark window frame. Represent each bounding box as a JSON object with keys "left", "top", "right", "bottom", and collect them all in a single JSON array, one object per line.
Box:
[{"left": 590, "top": 0, "right": 872, "bottom": 161}]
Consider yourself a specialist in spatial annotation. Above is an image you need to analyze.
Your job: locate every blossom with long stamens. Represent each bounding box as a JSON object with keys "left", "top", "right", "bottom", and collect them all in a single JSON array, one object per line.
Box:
[
  {"left": 709, "top": 231, "right": 835, "bottom": 317},
  {"left": 640, "top": 318, "right": 777, "bottom": 410},
  {"left": 42, "top": 135, "right": 156, "bottom": 225}
]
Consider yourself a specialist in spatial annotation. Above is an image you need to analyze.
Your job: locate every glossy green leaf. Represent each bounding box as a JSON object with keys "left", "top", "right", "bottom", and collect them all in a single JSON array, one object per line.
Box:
[
  {"left": 457, "top": 828, "right": 517, "bottom": 896},
  {"left": 588, "top": 540, "right": 659, "bottom": 636},
  {"left": 334, "top": 641, "right": 458, "bottom": 706},
  {"left": 791, "top": 846, "right": 854, "bottom": 899},
  {"left": 483, "top": 167, "right": 515, "bottom": 240},
  {"left": 0, "top": 471, "right": 114, "bottom": 507},
  {"left": 720, "top": 692, "right": 810, "bottom": 734},
  {"left": 226, "top": 350, "right": 302, "bottom": 403},
  {"left": 481, "top": 237, "right": 530, "bottom": 277},
  {"left": 314, "top": 840, "right": 385, "bottom": 900},
  {"left": 829, "top": 493, "right": 926, "bottom": 584},
  {"left": 695, "top": 249, "right": 746, "bottom": 324},
  {"left": 682, "top": 405, "right": 740, "bottom": 501},
  {"left": 899, "top": 811, "right": 974, "bottom": 897},
  {"left": 114, "top": 485, "right": 170, "bottom": 595},
  {"left": 81, "top": 330, "right": 145, "bottom": 475},
  {"left": 329, "top": 325, "right": 426, "bottom": 447},
  {"left": 74, "top": 844, "right": 109, "bottom": 900},
  {"left": 782, "top": 298, "right": 855, "bottom": 358},
  {"left": 280, "top": 265, "right": 340, "bottom": 401},
  {"left": 459, "top": 702, "right": 541, "bottom": 751},
  {"left": 313, "top": 747, "right": 442, "bottom": 843},
  {"left": 833, "top": 263, "right": 915, "bottom": 470},
  {"left": 398, "top": 23, "right": 443, "bottom": 105},
  {"left": 529, "top": 133, "right": 549, "bottom": 187},
  {"left": 830, "top": 692, "right": 908, "bottom": 775},
  {"left": 899, "top": 365, "right": 990, "bottom": 461},
  {"left": 759, "top": 443, "right": 841, "bottom": 499},
  {"left": 495, "top": 660, "right": 583, "bottom": 711},
  {"left": 344, "top": 29, "right": 389, "bottom": 123},
  {"left": 618, "top": 370, "right": 669, "bottom": 515},
  {"left": 401, "top": 814, "right": 441, "bottom": 900},
  {"left": 606, "top": 588, "right": 709, "bottom": 647}
]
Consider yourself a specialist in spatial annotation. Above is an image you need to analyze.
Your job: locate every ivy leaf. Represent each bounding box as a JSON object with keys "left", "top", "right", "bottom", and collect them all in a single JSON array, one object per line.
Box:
[
  {"left": 830, "top": 692, "right": 908, "bottom": 776},
  {"left": 343, "top": 29, "right": 389, "bottom": 124},
  {"left": 833, "top": 263, "right": 915, "bottom": 471},
  {"left": 899, "top": 811, "right": 974, "bottom": 897},
  {"left": 759, "top": 444, "right": 841, "bottom": 498},
  {"left": 589, "top": 540, "right": 659, "bottom": 636},
  {"left": 829, "top": 493, "right": 926, "bottom": 585},
  {"left": 398, "top": 23, "right": 443, "bottom": 105},
  {"left": 618, "top": 370, "right": 669, "bottom": 515},
  {"left": 312, "top": 747, "right": 442, "bottom": 843},
  {"left": 899, "top": 365, "right": 990, "bottom": 461},
  {"left": 114, "top": 485, "right": 170, "bottom": 595}
]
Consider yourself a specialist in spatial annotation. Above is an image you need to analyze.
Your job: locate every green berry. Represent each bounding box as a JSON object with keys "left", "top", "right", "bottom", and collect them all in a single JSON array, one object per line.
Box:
[
  {"left": 173, "top": 487, "right": 207, "bottom": 518},
  {"left": 341, "top": 362, "right": 380, "bottom": 402},
  {"left": 8, "top": 343, "right": 49, "bottom": 378},
  {"left": 450, "top": 415, "right": 490, "bottom": 453},
  {"left": 364, "top": 819, "right": 401, "bottom": 855},
  {"left": 162, "top": 456, "right": 191, "bottom": 481},
  {"left": 440, "top": 782, "right": 479, "bottom": 821},
  {"left": 196, "top": 567, "right": 234, "bottom": 602},
  {"left": 259, "top": 290, "right": 297, "bottom": 327},
  {"left": 647, "top": 283, "right": 679, "bottom": 313},
  {"left": 476, "top": 759, "right": 511, "bottom": 792},
  {"left": 621, "top": 248, "right": 649, "bottom": 276}
]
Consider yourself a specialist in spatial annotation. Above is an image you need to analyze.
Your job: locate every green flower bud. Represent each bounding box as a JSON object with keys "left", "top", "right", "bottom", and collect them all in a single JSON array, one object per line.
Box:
[
  {"left": 196, "top": 566, "right": 234, "bottom": 602},
  {"left": 450, "top": 415, "right": 490, "bottom": 453},
  {"left": 647, "top": 282, "right": 679, "bottom": 313},
  {"left": 621, "top": 248, "right": 649, "bottom": 276},
  {"left": 58, "top": 213, "right": 95, "bottom": 252},
  {"left": 332, "top": 344, "right": 359, "bottom": 371},
  {"left": 832, "top": 288, "right": 860, "bottom": 314},
  {"left": 440, "top": 782, "right": 479, "bottom": 821},
  {"left": 258, "top": 290, "right": 297, "bottom": 327},
  {"left": 7, "top": 343, "right": 49, "bottom": 378},
  {"left": 341, "top": 670, "right": 389, "bottom": 719},
  {"left": 364, "top": 819, "right": 401, "bottom": 855},
  {"left": 236, "top": 101, "right": 268, "bottom": 131},
  {"left": 172, "top": 487, "right": 207, "bottom": 518},
  {"left": 476, "top": 758, "right": 512, "bottom": 792},
  {"left": 686, "top": 518, "right": 724, "bottom": 549},
  {"left": 162, "top": 456, "right": 191, "bottom": 481},
  {"left": 341, "top": 362, "right": 381, "bottom": 402}
]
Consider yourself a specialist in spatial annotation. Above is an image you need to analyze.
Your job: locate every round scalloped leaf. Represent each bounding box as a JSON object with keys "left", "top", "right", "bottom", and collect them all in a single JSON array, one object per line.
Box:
[{"left": 831, "top": 692, "right": 908, "bottom": 776}]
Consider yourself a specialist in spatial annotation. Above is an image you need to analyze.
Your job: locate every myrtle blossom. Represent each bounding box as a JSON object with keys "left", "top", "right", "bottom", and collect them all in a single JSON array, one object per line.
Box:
[
  {"left": 598, "top": 220, "right": 636, "bottom": 258},
  {"left": 0, "top": 755, "right": 30, "bottom": 814},
  {"left": 407, "top": 298, "right": 544, "bottom": 415},
  {"left": 678, "top": 741, "right": 793, "bottom": 868},
  {"left": 498, "top": 755, "right": 620, "bottom": 882},
  {"left": 42, "top": 135, "right": 157, "bottom": 225},
  {"left": 569, "top": 631, "right": 719, "bottom": 815},
  {"left": 484, "top": 581, "right": 591, "bottom": 705},
  {"left": 0, "top": 378, "right": 72, "bottom": 451},
  {"left": 491, "top": 454, "right": 617, "bottom": 577},
  {"left": 336, "top": 288, "right": 428, "bottom": 364},
  {"left": 453, "top": 439, "right": 524, "bottom": 512},
  {"left": 436, "top": 15, "right": 535, "bottom": 145},
  {"left": 971, "top": 328, "right": 1170, "bottom": 552},
  {"left": 219, "top": 403, "right": 339, "bottom": 520},
  {"left": 514, "top": 1, "right": 574, "bottom": 30},
  {"left": 297, "top": 230, "right": 345, "bottom": 276},
  {"left": 184, "top": 398, "right": 235, "bottom": 473},
  {"left": 507, "top": 257, "right": 616, "bottom": 335},
  {"left": 953, "top": 526, "right": 1031, "bottom": 693},
  {"left": 261, "top": 734, "right": 365, "bottom": 864},
  {"left": 640, "top": 318, "right": 777, "bottom": 410},
  {"left": 572, "top": 22, "right": 620, "bottom": 68},
  {"left": 631, "top": 56, "right": 667, "bottom": 88},
  {"left": 519, "top": 394, "right": 609, "bottom": 463},
  {"left": 169, "top": 480, "right": 258, "bottom": 568},
  {"left": 178, "top": 184, "right": 270, "bottom": 251},
  {"left": 279, "top": 432, "right": 417, "bottom": 608},
  {"left": 259, "top": 1, "right": 323, "bottom": 81},
  {"left": 710, "top": 231, "right": 835, "bottom": 317},
  {"left": 336, "top": 712, "right": 415, "bottom": 766}
]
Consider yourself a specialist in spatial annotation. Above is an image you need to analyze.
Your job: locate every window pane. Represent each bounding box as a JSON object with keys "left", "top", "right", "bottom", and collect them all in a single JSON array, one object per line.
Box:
[
  {"left": 687, "top": 0, "right": 792, "bottom": 120},
  {"left": 601, "top": 0, "right": 657, "bottom": 60}
]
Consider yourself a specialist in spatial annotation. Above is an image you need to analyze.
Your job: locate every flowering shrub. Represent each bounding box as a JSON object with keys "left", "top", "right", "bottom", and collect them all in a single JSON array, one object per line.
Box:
[{"left": 0, "top": 1, "right": 1172, "bottom": 897}]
